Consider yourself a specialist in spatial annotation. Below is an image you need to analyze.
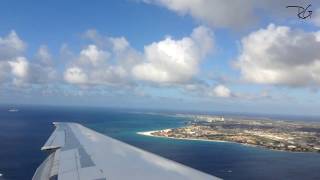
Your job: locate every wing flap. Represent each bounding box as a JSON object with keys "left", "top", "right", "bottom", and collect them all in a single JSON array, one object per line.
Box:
[
  {"left": 33, "top": 122, "right": 221, "bottom": 180},
  {"left": 41, "top": 122, "right": 65, "bottom": 151}
]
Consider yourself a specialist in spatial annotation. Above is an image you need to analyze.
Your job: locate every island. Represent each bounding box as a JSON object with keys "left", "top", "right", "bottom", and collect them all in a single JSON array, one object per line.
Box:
[{"left": 138, "top": 115, "right": 320, "bottom": 153}]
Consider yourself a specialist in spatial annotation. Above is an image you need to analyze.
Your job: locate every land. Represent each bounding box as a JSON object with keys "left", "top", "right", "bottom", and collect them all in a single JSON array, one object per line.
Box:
[{"left": 138, "top": 115, "right": 320, "bottom": 153}]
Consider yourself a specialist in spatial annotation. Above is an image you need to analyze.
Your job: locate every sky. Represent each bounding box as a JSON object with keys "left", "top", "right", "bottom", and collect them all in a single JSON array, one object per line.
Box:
[{"left": 1, "top": 0, "right": 320, "bottom": 115}]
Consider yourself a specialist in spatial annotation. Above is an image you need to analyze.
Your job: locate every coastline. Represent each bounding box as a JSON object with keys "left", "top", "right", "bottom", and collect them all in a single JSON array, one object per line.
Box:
[
  {"left": 137, "top": 129, "right": 230, "bottom": 143},
  {"left": 137, "top": 129, "right": 170, "bottom": 137},
  {"left": 136, "top": 129, "right": 315, "bottom": 153}
]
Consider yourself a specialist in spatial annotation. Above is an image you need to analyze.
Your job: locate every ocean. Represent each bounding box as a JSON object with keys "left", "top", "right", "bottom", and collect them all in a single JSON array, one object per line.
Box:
[{"left": 0, "top": 105, "right": 320, "bottom": 180}]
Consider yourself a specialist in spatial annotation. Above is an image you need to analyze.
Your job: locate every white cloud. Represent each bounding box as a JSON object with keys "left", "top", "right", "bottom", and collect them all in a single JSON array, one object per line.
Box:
[
  {"left": 235, "top": 24, "right": 320, "bottom": 87},
  {"left": 110, "top": 37, "right": 130, "bottom": 53},
  {"left": 143, "top": 0, "right": 255, "bottom": 28},
  {"left": 211, "top": 85, "right": 231, "bottom": 98},
  {"left": 0, "top": 31, "right": 26, "bottom": 60},
  {"left": 79, "top": 44, "right": 110, "bottom": 66},
  {"left": 28, "top": 64, "right": 57, "bottom": 84},
  {"left": 9, "top": 57, "right": 29, "bottom": 78},
  {"left": 64, "top": 67, "right": 88, "bottom": 84},
  {"left": 133, "top": 26, "right": 213, "bottom": 83},
  {"left": 143, "top": 0, "right": 319, "bottom": 29},
  {"left": 63, "top": 40, "right": 135, "bottom": 86},
  {"left": 7, "top": 56, "right": 57, "bottom": 86},
  {"left": 8, "top": 57, "right": 29, "bottom": 86},
  {"left": 83, "top": 29, "right": 130, "bottom": 53},
  {"left": 0, "top": 31, "right": 58, "bottom": 86},
  {"left": 89, "top": 66, "right": 129, "bottom": 85},
  {"left": 36, "top": 45, "right": 52, "bottom": 65},
  {"left": 0, "top": 31, "right": 29, "bottom": 85},
  {"left": 64, "top": 27, "right": 212, "bottom": 86}
]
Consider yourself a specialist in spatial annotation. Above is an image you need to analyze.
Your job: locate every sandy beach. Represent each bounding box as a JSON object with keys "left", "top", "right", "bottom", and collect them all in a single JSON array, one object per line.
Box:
[
  {"left": 137, "top": 129, "right": 171, "bottom": 136},
  {"left": 137, "top": 129, "right": 229, "bottom": 143}
]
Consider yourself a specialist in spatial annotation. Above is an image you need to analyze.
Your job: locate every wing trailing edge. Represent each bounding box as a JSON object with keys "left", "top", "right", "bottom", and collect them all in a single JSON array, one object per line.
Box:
[{"left": 33, "top": 122, "right": 221, "bottom": 180}]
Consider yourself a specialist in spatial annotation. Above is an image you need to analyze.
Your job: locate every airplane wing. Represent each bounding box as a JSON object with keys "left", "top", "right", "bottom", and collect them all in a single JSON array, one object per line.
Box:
[{"left": 32, "top": 122, "right": 221, "bottom": 180}]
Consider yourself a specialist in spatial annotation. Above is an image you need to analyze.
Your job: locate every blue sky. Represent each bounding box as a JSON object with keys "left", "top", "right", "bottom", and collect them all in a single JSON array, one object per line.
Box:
[
  {"left": 0, "top": 0, "right": 195, "bottom": 51},
  {"left": 1, "top": 0, "right": 320, "bottom": 115}
]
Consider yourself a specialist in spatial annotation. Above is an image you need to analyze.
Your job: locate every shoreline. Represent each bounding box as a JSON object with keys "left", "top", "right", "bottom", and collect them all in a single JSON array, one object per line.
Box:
[
  {"left": 137, "top": 129, "right": 234, "bottom": 143},
  {"left": 137, "top": 129, "right": 317, "bottom": 154}
]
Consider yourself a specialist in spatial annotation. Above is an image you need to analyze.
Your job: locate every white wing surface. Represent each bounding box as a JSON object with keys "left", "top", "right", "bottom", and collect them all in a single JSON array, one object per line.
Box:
[{"left": 32, "top": 122, "right": 221, "bottom": 180}]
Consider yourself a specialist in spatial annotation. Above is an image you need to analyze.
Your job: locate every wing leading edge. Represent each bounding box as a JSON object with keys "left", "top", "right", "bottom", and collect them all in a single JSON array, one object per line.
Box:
[{"left": 33, "top": 122, "right": 221, "bottom": 180}]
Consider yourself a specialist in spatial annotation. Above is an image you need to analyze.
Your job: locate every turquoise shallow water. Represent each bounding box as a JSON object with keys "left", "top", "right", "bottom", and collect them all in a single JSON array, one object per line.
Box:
[{"left": 0, "top": 105, "right": 320, "bottom": 180}]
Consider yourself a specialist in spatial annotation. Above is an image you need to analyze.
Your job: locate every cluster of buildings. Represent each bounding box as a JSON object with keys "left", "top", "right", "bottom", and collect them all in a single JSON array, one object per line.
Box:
[{"left": 152, "top": 116, "right": 320, "bottom": 153}]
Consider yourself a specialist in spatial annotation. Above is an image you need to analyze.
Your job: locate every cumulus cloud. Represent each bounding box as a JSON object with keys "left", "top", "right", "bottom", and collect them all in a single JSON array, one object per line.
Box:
[
  {"left": 79, "top": 44, "right": 110, "bottom": 67},
  {"left": 144, "top": 0, "right": 256, "bottom": 28},
  {"left": 64, "top": 35, "right": 138, "bottom": 86},
  {"left": 36, "top": 45, "right": 52, "bottom": 65},
  {"left": 0, "top": 31, "right": 27, "bottom": 85},
  {"left": 133, "top": 26, "right": 213, "bottom": 83},
  {"left": 110, "top": 37, "right": 130, "bottom": 53},
  {"left": 0, "top": 31, "right": 26, "bottom": 60},
  {"left": 8, "top": 57, "right": 29, "bottom": 79},
  {"left": 64, "top": 26, "right": 213, "bottom": 86},
  {"left": 235, "top": 24, "right": 320, "bottom": 87},
  {"left": 83, "top": 29, "right": 131, "bottom": 52},
  {"left": 142, "top": 0, "right": 318, "bottom": 28},
  {"left": 64, "top": 67, "right": 88, "bottom": 84},
  {"left": 28, "top": 64, "right": 57, "bottom": 84},
  {"left": 211, "top": 85, "right": 231, "bottom": 98},
  {"left": 8, "top": 57, "right": 29, "bottom": 86},
  {"left": 0, "top": 31, "right": 25, "bottom": 83},
  {"left": 0, "top": 31, "right": 57, "bottom": 86},
  {"left": 183, "top": 82, "right": 275, "bottom": 100},
  {"left": 7, "top": 56, "right": 57, "bottom": 86}
]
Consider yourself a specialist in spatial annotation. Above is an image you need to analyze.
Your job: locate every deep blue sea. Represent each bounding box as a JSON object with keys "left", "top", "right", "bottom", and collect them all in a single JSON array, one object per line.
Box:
[{"left": 0, "top": 105, "right": 320, "bottom": 180}]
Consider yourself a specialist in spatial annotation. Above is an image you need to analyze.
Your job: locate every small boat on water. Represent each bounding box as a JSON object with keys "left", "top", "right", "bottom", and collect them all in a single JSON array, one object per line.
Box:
[{"left": 8, "top": 108, "right": 19, "bottom": 112}]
